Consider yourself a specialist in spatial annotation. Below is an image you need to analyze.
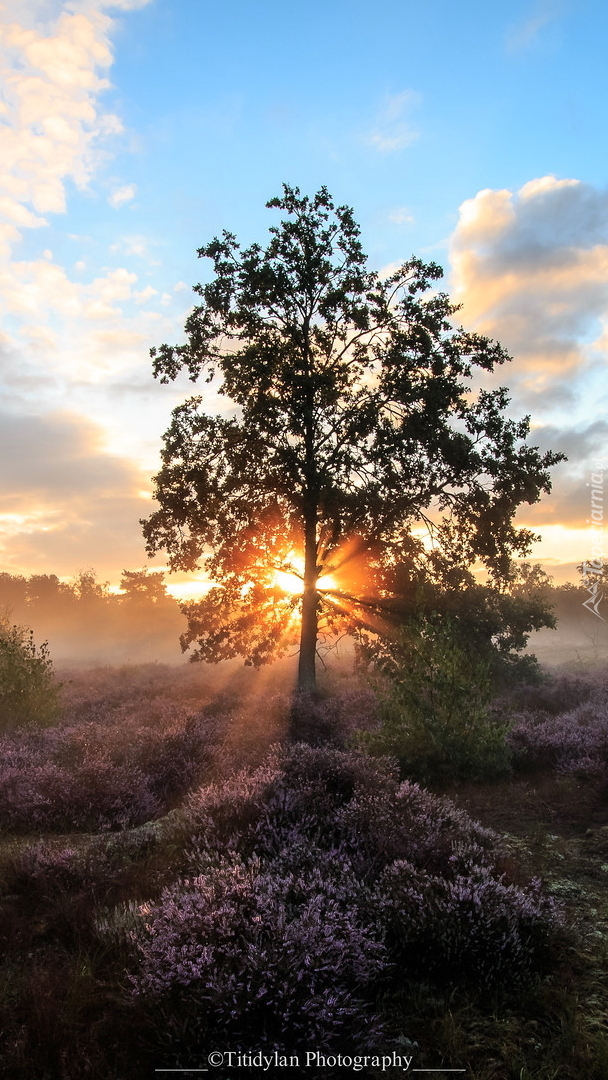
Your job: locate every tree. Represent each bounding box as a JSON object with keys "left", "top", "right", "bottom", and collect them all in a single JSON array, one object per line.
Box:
[
  {"left": 142, "top": 185, "right": 563, "bottom": 692},
  {"left": 120, "top": 567, "right": 170, "bottom": 605}
]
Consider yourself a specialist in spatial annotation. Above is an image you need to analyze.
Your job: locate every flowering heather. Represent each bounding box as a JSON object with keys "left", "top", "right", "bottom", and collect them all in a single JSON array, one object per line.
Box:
[
  {"left": 506, "top": 668, "right": 608, "bottom": 776},
  {"left": 380, "top": 862, "right": 559, "bottom": 989},
  {"left": 131, "top": 859, "right": 388, "bottom": 1051},
  {"left": 0, "top": 690, "right": 218, "bottom": 832},
  {"left": 119, "top": 745, "right": 564, "bottom": 1058}
]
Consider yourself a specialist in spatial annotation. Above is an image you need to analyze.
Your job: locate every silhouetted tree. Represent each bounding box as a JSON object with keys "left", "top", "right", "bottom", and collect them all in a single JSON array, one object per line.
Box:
[
  {"left": 120, "top": 568, "right": 169, "bottom": 605},
  {"left": 0, "top": 572, "right": 27, "bottom": 619},
  {"left": 142, "top": 185, "right": 563, "bottom": 691}
]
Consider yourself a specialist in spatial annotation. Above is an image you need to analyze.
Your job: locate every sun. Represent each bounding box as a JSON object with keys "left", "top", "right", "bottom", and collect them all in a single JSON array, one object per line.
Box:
[
  {"left": 272, "top": 554, "right": 338, "bottom": 595},
  {"left": 317, "top": 572, "right": 338, "bottom": 592}
]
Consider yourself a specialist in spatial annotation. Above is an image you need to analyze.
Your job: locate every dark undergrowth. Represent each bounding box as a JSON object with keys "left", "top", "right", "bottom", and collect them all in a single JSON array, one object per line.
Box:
[{"left": 1, "top": 662, "right": 608, "bottom": 1078}]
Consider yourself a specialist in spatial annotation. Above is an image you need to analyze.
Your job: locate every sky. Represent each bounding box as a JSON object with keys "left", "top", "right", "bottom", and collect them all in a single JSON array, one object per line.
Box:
[{"left": 0, "top": 0, "right": 607, "bottom": 596}]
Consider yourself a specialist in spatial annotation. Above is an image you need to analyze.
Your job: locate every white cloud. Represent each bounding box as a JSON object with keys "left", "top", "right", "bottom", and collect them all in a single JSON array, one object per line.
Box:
[
  {"left": 449, "top": 174, "right": 608, "bottom": 562},
  {"left": 0, "top": 1, "right": 152, "bottom": 249},
  {"left": 110, "top": 234, "right": 161, "bottom": 264},
  {"left": 388, "top": 207, "right": 414, "bottom": 226},
  {"left": 366, "top": 90, "right": 420, "bottom": 154},
  {"left": 108, "top": 182, "right": 136, "bottom": 208},
  {"left": 0, "top": 2, "right": 163, "bottom": 394},
  {"left": 506, "top": 0, "right": 565, "bottom": 51},
  {"left": 134, "top": 284, "right": 157, "bottom": 303},
  {"left": 450, "top": 175, "right": 608, "bottom": 392},
  {"left": 89, "top": 266, "right": 136, "bottom": 301},
  {"left": 0, "top": 10, "right": 118, "bottom": 221}
]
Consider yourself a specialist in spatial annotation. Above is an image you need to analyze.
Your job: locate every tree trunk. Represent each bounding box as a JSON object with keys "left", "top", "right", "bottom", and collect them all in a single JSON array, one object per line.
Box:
[{"left": 297, "top": 515, "right": 318, "bottom": 693}]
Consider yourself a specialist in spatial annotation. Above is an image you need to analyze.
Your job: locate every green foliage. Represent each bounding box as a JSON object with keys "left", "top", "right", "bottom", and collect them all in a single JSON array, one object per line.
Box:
[
  {"left": 358, "top": 618, "right": 512, "bottom": 784},
  {"left": 0, "top": 615, "right": 60, "bottom": 731},
  {"left": 355, "top": 560, "right": 555, "bottom": 783},
  {"left": 363, "top": 557, "right": 556, "bottom": 690}
]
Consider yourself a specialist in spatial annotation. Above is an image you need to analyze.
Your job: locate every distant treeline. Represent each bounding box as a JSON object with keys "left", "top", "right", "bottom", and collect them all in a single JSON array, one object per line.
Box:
[
  {"left": 0, "top": 565, "right": 606, "bottom": 669},
  {"left": 0, "top": 568, "right": 186, "bottom": 666}
]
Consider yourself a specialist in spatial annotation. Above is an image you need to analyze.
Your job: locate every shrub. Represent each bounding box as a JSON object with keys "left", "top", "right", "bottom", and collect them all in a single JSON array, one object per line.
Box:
[
  {"left": 0, "top": 739, "right": 160, "bottom": 832},
  {"left": 0, "top": 616, "right": 60, "bottom": 731},
  {"left": 504, "top": 673, "right": 595, "bottom": 717},
  {"left": 130, "top": 858, "right": 388, "bottom": 1054},
  {"left": 0, "top": 707, "right": 218, "bottom": 832},
  {"left": 117, "top": 746, "right": 563, "bottom": 1061},
  {"left": 380, "top": 862, "right": 558, "bottom": 990},
  {"left": 356, "top": 623, "right": 512, "bottom": 783},
  {"left": 504, "top": 668, "right": 608, "bottom": 777},
  {"left": 508, "top": 703, "right": 608, "bottom": 776}
]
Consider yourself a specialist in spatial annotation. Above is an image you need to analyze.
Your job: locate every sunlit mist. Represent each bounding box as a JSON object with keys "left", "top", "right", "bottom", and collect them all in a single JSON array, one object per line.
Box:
[{"left": 272, "top": 552, "right": 340, "bottom": 596}]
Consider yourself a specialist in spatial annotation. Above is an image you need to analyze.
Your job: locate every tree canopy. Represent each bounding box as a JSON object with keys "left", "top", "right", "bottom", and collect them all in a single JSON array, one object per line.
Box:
[{"left": 142, "top": 185, "right": 564, "bottom": 690}]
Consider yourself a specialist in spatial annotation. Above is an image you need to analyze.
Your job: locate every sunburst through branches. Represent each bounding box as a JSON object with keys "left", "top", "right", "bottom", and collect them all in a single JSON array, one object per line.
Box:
[{"left": 272, "top": 553, "right": 339, "bottom": 596}]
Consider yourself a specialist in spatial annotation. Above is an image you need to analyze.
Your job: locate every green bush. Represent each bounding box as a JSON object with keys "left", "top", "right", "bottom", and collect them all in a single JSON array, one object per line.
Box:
[
  {"left": 0, "top": 616, "right": 60, "bottom": 731},
  {"left": 357, "top": 619, "right": 512, "bottom": 784}
]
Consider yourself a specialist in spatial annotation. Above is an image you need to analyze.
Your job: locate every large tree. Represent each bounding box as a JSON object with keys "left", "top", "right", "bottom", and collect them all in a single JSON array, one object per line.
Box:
[{"left": 142, "top": 185, "right": 563, "bottom": 691}]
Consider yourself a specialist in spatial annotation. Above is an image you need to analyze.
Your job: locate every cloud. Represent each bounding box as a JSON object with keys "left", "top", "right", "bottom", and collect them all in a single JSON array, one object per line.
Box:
[
  {"left": 0, "top": 408, "right": 154, "bottom": 576},
  {"left": 450, "top": 175, "right": 608, "bottom": 571},
  {"left": 0, "top": 1, "right": 182, "bottom": 588},
  {"left": 134, "top": 284, "right": 157, "bottom": 303},
  {"left": 506, "top": 0, "right": 565, "bottom": 51},
  {"left": 0, "top": 258, "right": 137, "bottom": 321},
  {"left": 515, "top": 421, "right": 608, "bottom": 528},
  {"left": 108, "top": 182, "right": 136, "bottom": 208},
  {"left": 0, "top": 1, "right": 153, "bottom": 248},
  {"left": 366, "top": 91, "right": 420, "bottom": 154},
  {"left": 388, "top": 207, "right": 414, "bottom": 226},
  {"left": 450, "top": 175, "right": 608, "bottom": 396},
  {"left": 0, "top": 8, "right": 118, "bottom": 222},
  {"left": 109, "top": 234, "right": 161, "bottom": 263}
]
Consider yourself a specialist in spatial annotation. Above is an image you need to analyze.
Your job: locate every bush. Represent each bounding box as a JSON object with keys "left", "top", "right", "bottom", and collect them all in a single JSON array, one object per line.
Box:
[
  {"left": 116, "top": 746, "right": 563, "bottom": 1061},
  {"left": 356, "top": 623, "right": 512, "bottom": 783},
  {"left": 0, "top": 734, "right": 160, "bottom": 831},
  {"left": 0, "top": 616, "right": 60, "bottom": 731},
  {"left": 505, "top": 673, "right": 595, "bottom": 717},
  {"left": 381, "top": 861, "right": 558, "bottom": 990},
  {"left": 0, "top": 708, "right": 218, "bottom": 832},
  {"left": 506, "top": 670, "right": 608, "bottom": 777},
  {"left": 131, "top": 859, "right": 388, "bottom": 1054}
]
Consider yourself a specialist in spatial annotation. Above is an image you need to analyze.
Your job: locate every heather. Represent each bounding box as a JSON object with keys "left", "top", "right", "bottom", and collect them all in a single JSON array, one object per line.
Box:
[
  {"left": 0, "top": 678, "right": 219, "bottom": 831},
  {"left": 111, "top": 743, "right": 563, "bottom": 1063},
  {"left": 505, "top": 668, "right": 608, "bottom": 778},
  {"left": 1, "top": 662, "right": 608, "bottom": 1077}
]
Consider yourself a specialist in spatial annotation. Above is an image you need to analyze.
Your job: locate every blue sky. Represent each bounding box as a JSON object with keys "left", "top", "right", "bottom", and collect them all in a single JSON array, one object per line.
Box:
[{"left": 1, "top": 0, "right": 607, "bottom": 592}]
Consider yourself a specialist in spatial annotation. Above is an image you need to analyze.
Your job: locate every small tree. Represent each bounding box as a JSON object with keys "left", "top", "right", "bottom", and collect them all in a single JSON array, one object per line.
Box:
[
  {"left": 143, "top": 186, "right": 563, "bottom": 692},
  {"left": 0, "top": 615, "right": 59, "bottom": 731},
  {"left": 354, "top": 560, "right": 556, "bottom": 782}
]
